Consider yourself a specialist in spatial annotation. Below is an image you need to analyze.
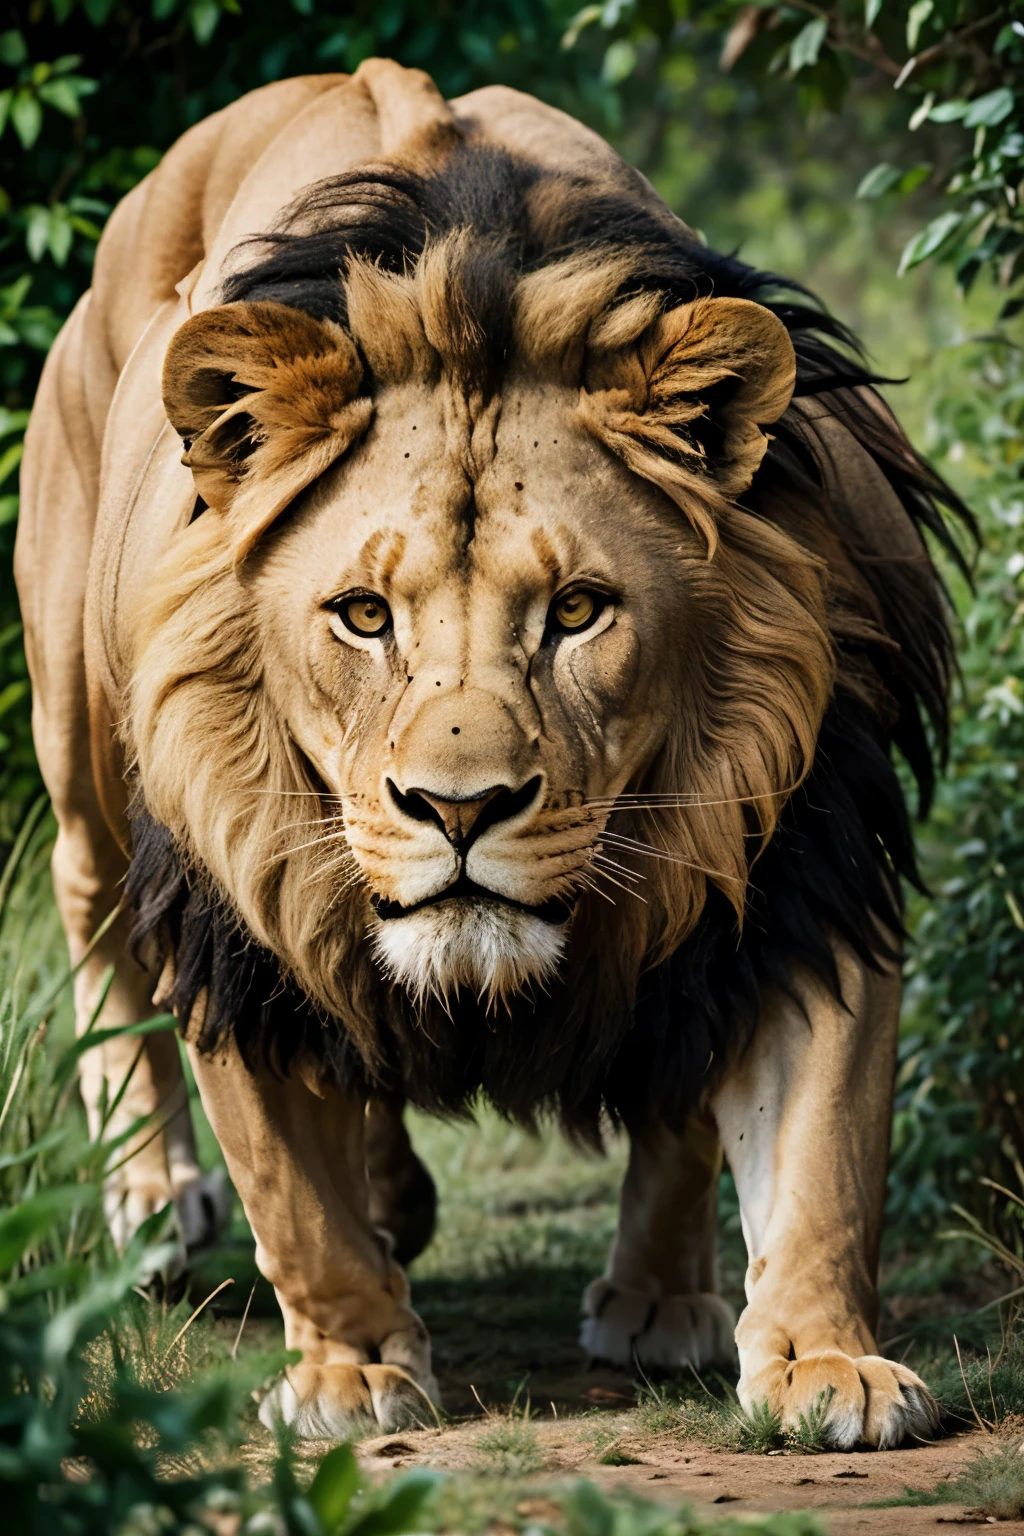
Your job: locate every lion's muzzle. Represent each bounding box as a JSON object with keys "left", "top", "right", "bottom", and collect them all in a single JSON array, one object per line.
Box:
[{"left": 365, "top": 773, "right": 577, "bottom": 1006}]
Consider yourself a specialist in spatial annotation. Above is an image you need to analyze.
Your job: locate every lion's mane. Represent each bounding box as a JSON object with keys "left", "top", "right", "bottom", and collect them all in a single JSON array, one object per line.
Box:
[{"left": 125, "top": 141, "right": 971, "bottom": 1137}]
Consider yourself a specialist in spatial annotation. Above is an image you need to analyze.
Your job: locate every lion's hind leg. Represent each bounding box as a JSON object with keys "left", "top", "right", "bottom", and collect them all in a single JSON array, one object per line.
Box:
[
  {"left": 580, "top": 1109, "right": 736, "bottom": 1372},
  {"left": 365, "top": 1096, "right": 438, "bottom": 1267},
  {"left": 51, "top": 825, "right": 230, "bottom": 1272}
]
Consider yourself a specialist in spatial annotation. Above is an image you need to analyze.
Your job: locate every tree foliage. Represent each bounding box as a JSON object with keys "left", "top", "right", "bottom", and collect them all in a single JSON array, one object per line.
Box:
[{"left": 563, "top": 0, "right": 1024, "bottom": 302}]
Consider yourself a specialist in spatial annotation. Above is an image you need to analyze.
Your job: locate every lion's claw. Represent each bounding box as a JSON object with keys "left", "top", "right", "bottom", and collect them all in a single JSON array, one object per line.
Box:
[
  {"left": 743, "top": 1350, "right": 939, "bottom": 1450},
  {"left": 258, "top": 1362, "right": 438, "bottom": 1439},
  {"left": 580, "top": 1279, "right": 736, "bottom": 1370}
]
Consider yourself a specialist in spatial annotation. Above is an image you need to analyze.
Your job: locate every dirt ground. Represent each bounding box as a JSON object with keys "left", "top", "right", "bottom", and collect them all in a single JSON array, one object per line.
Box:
[
  {"left": 352, "top": 1420, "right": 1024, "bottom": 1531},
  {"left": 200, "top": 1108, "right": 1024, "bottom": 1530}
]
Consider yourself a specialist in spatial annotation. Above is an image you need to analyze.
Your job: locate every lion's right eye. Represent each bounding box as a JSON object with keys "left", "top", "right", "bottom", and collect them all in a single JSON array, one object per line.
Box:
[{"left": 332, "top": 594, "right": 392, "bottom": 637}]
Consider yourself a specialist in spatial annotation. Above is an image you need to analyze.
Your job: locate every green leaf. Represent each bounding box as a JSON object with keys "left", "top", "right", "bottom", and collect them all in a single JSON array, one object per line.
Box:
[
  {"left": 0, "top": 89, "right": 11, "bottom": 138},
  {"left": 0, "top": 29, "right": 27, "bottom": 66},
  {"left": 0, "top": 1186, "right": 95, "bottom": 1272},
  {"left": 24, "top": 205, "right": 49, "bottom": 262},
  {"left": 929, "top": 99, "right": 969, "bottom": 123},
  {"left": 7, "top": 1259, "right": 87, "bottom": 1301},
  {"left": 0, "top": 679, "right": 29, "bottom": 720},
  {"left": 38, "top": 78, "right": 92, "bottom": 117},
  {"left": 190, "top": 0, "right": 222, "bottom": 45},
  {"left": 47, "top": 210, "right": 73, "bottom": 266},
  {"left": 562, "top": 3, "right": 602, "bottom": 49},
  {"left": 856, "top": 162, "right": 902, "bottom": 198},
  {"left": 0, "top": 437, "right": 22, "bottom": 484},
  {"left": 152, "top": 0, "right": 178, "bottom": 18},
  {"left": 346, "top": 1471, "right": 443, "bottom": 1536},
  {"left": 0, "top": 1127, "right": 68, "bottom": 1171},
  {"left": 307, "top": 1443, "right": 361, "bottom": 1531},
  {"left": 789, "top": 17, "right": 827, "bottom": 73},
  {"left": 0, "top": 495, "right": 17, "bottom": 526},
  {"left": 898, "top": 210, "right": 965, "bottom": 274},
  {"left": 600, "top": 37, "right": 637, "bottom": 84},
  {"left": 68, "top": 194, "right": 111, "bottom": 215},
  {"left": 964, "top": 88, "right": 1014, "bottom": 129},
  {"left": 53, "top": 1012, "right": 178, "bottom": 1088},
  {"left": 559, "top": 1480, "right": 616, "bottom": 1536},
  {"left": 68, "top": 215, "right": 103, "bottom": 241},
  {"left": 83, "top": 0, "right": 117, "bottom": 21},
  {"left": 905, "top": 0, "right": 932, "bottom": 52},
  {"left": 11, "top": 90, "right": 42, "bottom": 149},
  {"left": 899, "top": 162, "right": 932, "bottom": 193},
  {"left": 0, "top": 273, "right": 31, "bottom": 314},
  {"left": 865, "top": 0, "right": 882, "bottom": 28}
]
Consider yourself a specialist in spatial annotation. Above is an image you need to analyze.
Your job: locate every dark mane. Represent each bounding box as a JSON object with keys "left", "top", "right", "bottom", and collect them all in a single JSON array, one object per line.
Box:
[{"left": 127, "top": 140, "right": 976, "bottom": 1139}]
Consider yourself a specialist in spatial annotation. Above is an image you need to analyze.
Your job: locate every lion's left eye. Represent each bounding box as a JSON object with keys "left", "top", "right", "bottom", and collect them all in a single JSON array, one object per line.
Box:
[
  {"left": 550, "top": 589, "right": 605, "bottom": 633},
  {"left": 332, "top": 594, "right": 392, "bottom": 637}
]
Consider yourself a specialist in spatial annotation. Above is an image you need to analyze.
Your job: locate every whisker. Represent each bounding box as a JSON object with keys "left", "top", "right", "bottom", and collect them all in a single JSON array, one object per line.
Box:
[
  {"left": 307, "top": 862, "right": 360, "bottom": 889},
  {"left": 585, "top": 789, "right": 792, "bottom": 809},
  {"left": 259, "top": 814, "right": 347, "bottom": 842},
  {"left": 575, "top": 872, "right": 615, "bottom": 906},
  {"left": 256, "top": 830, "right": 350, "bottom": 873},
  {"left": 599, "top": 832, "right": 744, "bottom": 886},
  {"left": 591, "top": 853, "right": 647, "bottom": 884},
  {"left": 585, "top": 861, "right": 648, "bottom": 905},
  {"left": 246, "top": 788, "right": 353, "bottom": 800}
]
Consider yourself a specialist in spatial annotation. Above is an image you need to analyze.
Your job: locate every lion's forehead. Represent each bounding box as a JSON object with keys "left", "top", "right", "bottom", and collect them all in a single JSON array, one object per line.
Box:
[{"left": 291, "top": 376, "right": 671, "bottom": 608}]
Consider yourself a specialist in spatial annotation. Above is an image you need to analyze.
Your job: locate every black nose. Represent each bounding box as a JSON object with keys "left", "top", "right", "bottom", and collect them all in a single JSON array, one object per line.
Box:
[{"left": 387, "top": 776, "right": 542, "bottom": 852}]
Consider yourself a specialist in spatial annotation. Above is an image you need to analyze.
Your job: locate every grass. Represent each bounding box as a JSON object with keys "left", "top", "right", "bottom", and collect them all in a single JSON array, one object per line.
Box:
[
  {"left": 474, "top": 1414, "right": 546, "bottom": 1476},
  {"left": 876, "top": 1444, "right": 1024, "bottom": 1519}
]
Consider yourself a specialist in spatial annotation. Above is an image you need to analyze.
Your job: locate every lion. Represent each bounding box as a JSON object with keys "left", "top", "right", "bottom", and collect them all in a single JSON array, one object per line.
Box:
[{"left": 17, "top": 59, "right": 971, "bottom": 1447}]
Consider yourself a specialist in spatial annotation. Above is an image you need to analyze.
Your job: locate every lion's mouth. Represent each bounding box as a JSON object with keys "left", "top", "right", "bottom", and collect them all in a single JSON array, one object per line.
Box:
[{"left": 370, "top": 875, "right": 574, "bottom": 926}]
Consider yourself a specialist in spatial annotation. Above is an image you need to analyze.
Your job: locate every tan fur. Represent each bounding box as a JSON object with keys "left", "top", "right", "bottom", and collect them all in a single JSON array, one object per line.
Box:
[
  {"left": 136, "top": 255, "right": 826, "bottom": 1035},
  {"left": 17, "top": 59, "right": 933, "bottom": 1441}
]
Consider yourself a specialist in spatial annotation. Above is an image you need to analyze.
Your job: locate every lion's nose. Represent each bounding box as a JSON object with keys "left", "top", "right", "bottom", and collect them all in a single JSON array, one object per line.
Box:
[{"left": 387, "top": 777, "right": 542, "bottom": 852}]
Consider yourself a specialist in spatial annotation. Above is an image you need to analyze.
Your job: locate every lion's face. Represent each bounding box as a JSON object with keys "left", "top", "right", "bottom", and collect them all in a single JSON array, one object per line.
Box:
[
  {"left": 252, "top": 375, "right": 687, "bottom": 1004},
  {"left": 138, "top": 254, "right": 833, "bottom": 1037}
]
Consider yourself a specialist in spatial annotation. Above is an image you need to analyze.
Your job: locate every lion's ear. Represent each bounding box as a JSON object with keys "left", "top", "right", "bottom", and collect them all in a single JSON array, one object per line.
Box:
[
  {"left": 581, "top": 296, "right": 796, "bottom": 552},
  {"left": 162, "top": 301, "right": 373, "bottom": 559}
]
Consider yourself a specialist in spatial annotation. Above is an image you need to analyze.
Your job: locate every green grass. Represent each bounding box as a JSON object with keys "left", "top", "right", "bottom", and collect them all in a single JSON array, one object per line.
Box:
[
  {"left": 475, "top": 1414, "right": 547, "bottom": 1477},
  {"left": 875, "top": 1443, "right": 1024, "bottom": 1519}
]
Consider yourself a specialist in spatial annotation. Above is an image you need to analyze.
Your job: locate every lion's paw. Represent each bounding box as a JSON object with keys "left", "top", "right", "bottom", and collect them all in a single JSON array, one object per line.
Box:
[
  {"left": 174, "top": 1167, "right": 233, "bottom": 1254},
  {"left": 744, "top": 1351, "right": 938, "bottom": 1450},
  {"left": 580, "top": 1280, "right": 737, "bottom": 1370},
  {"left": 104, "top": 1167, "right": 232, "bottom": 1284},
  {"left": 258, "top": 1363, "right": 438, "bottom": 1440}
]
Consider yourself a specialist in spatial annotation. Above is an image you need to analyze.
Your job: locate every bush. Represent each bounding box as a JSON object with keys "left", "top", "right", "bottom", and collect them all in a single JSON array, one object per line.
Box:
[{"left": 891, "top": 332, "right": 1024, "bottom": 1232}]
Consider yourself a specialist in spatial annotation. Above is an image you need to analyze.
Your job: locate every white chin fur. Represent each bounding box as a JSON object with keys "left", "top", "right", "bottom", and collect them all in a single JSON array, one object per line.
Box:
[{"left": 370, "top": 898, "right": 568, "bottom": 1007}]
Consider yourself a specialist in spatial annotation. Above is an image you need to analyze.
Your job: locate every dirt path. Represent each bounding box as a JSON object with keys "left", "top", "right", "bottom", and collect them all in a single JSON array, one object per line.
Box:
[{"left": 352, "top": 1423, "right": 1022, "bottom": 1531}]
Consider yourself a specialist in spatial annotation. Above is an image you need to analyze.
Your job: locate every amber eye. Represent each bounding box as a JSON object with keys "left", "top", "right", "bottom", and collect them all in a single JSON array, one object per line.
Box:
[
  {"left": 550, "top": 589, "right": 603, "bottom": 633},
  {"left": 334, "top": 593, "right": 392, "bottom": 637}
]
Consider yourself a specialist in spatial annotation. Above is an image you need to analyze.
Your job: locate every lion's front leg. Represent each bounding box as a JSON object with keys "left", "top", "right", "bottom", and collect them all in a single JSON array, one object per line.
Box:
[
  {"left": 187, "top": 1036, "right": 438, "bottom": 1438},
  {"left": 711, "top": 940, "right": 937, "bottom": 1450},
  {"left": 581, "top": 1109, "right": 736, "bottom": 1371}
]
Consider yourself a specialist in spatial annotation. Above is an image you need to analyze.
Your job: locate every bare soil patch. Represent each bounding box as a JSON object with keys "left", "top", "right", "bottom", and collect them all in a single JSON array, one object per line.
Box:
[{"left": 345, "top": 1420, "right": 1024, "bottom": 1530}]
